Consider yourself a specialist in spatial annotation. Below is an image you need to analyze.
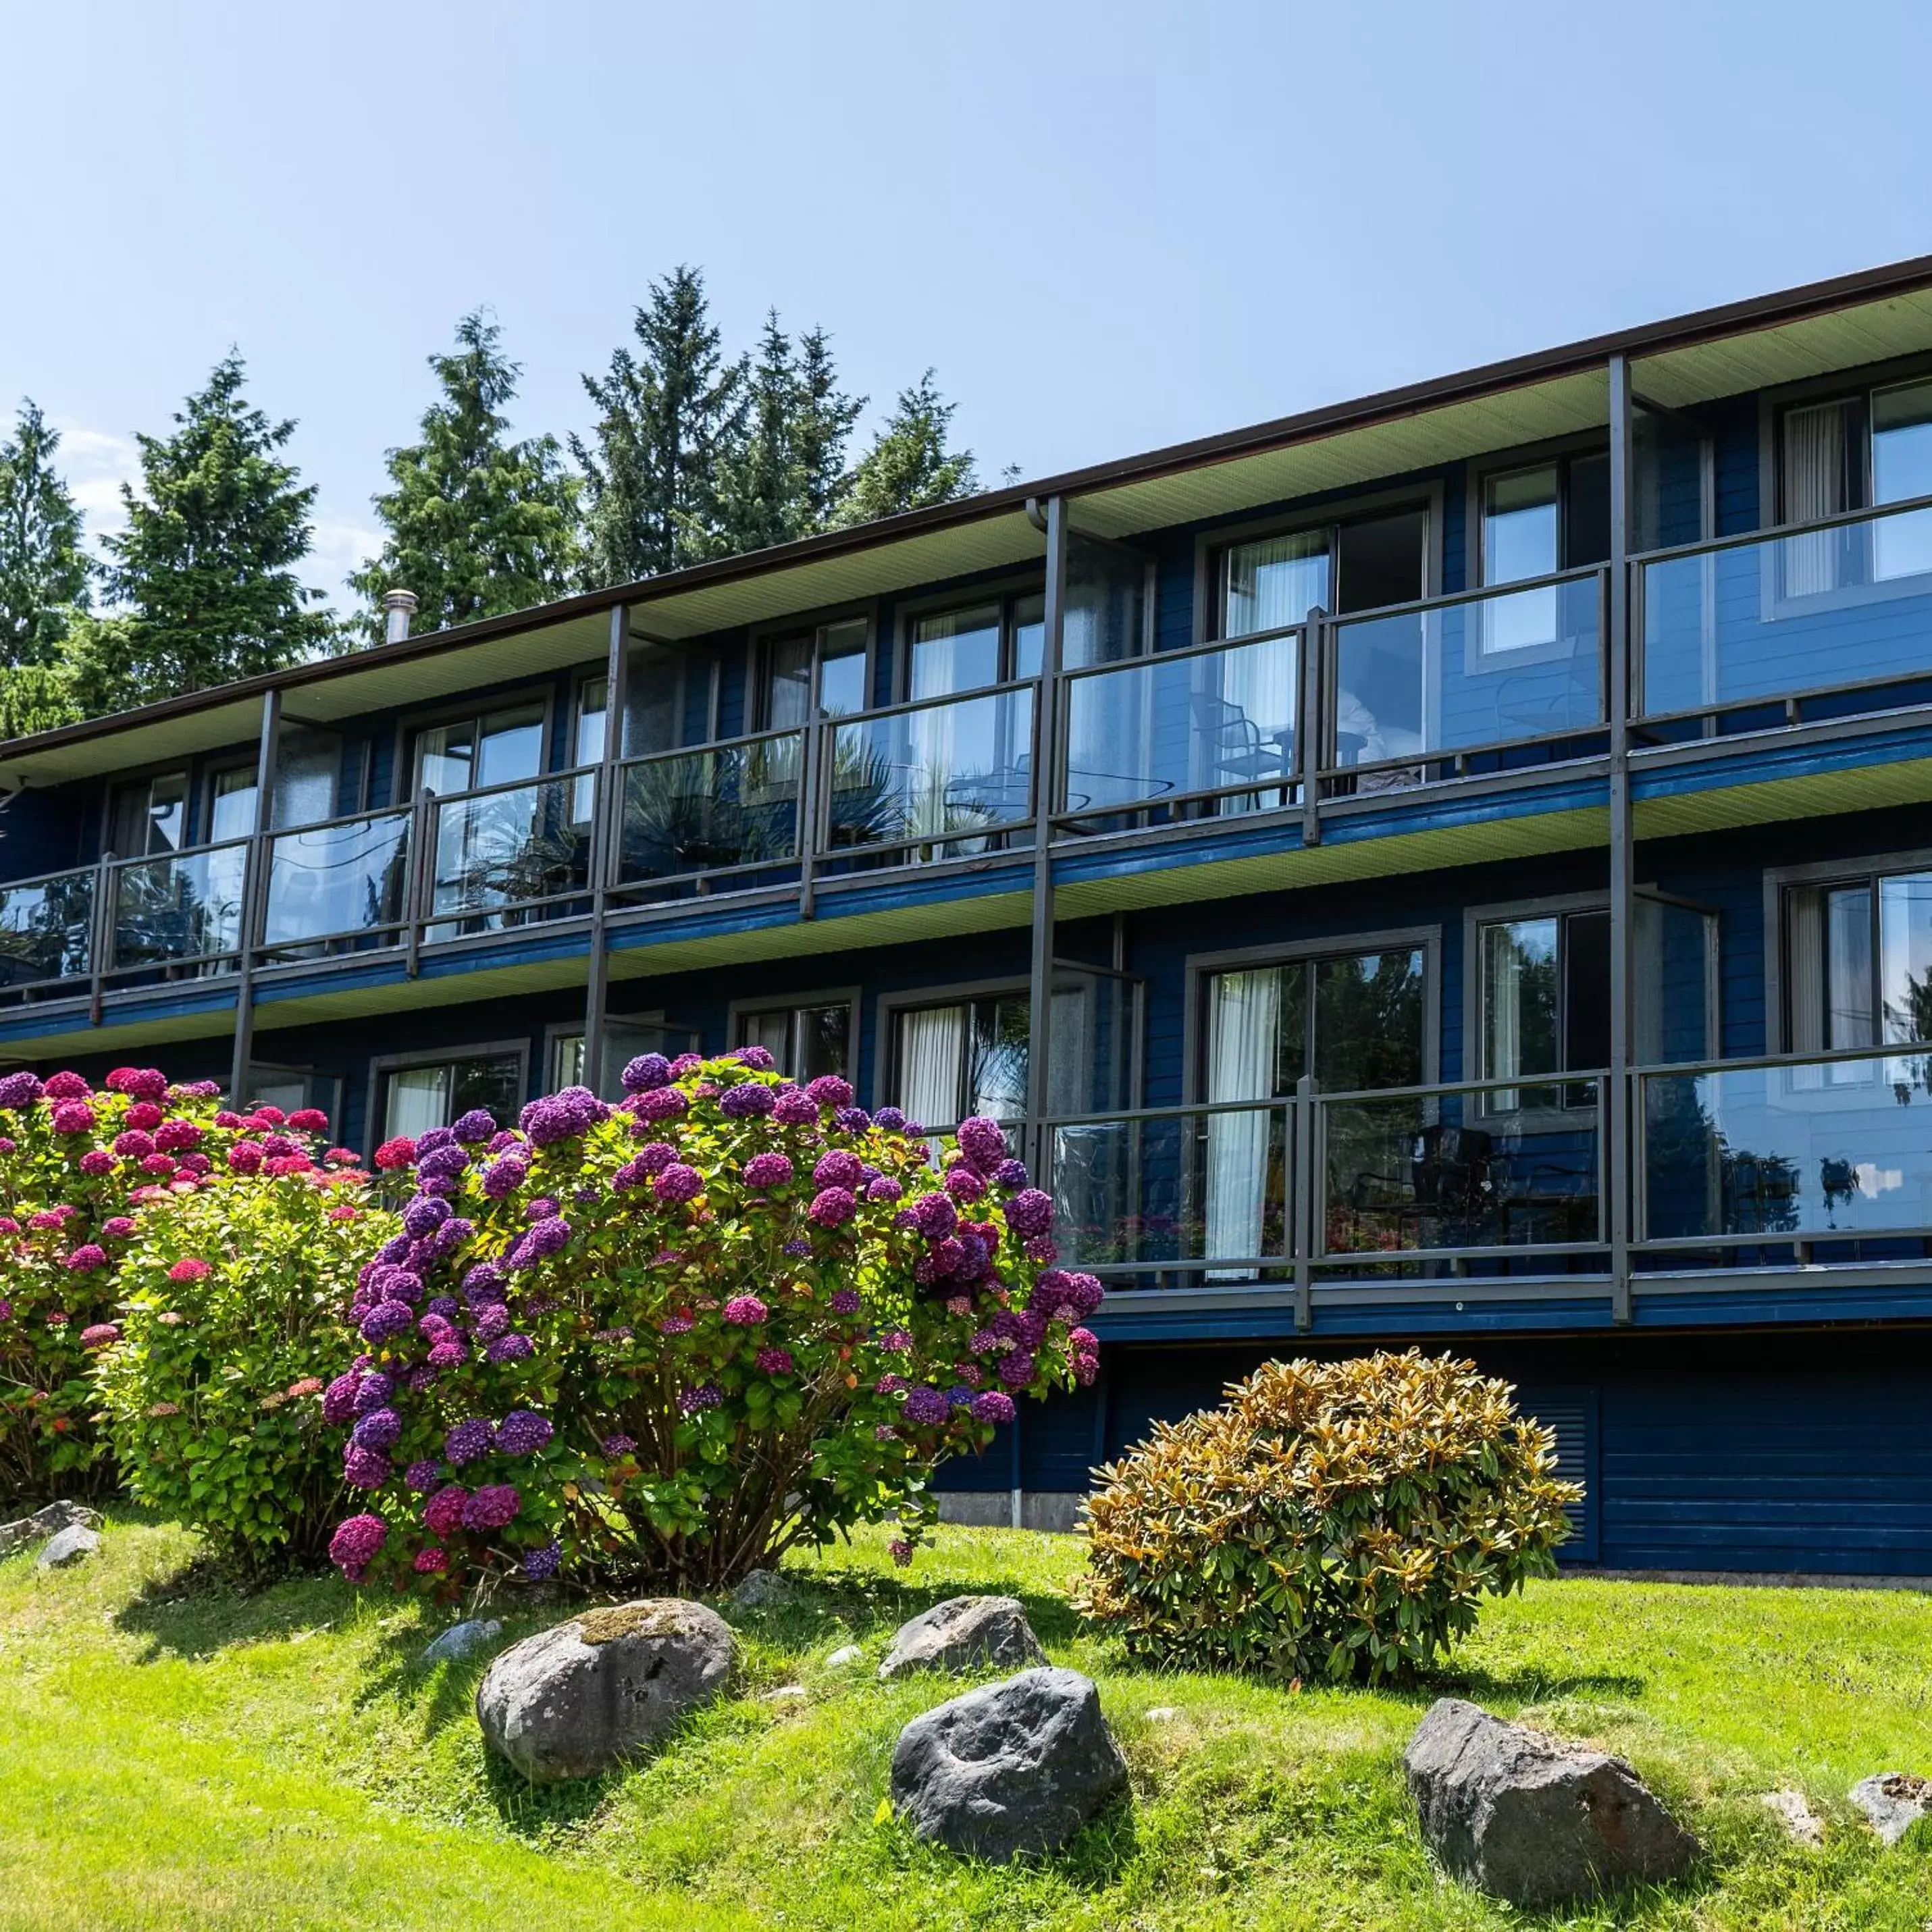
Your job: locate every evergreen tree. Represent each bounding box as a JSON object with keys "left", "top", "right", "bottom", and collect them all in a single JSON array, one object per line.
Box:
[
  {"left": 65, "top": 355, "right": 334, "bottom": 712},
  {"left": 572, "top": 265, "right": 744, "bottom": 585},
  {"left": 835, "top": 369, "right": 979, "bottom": 527},
  {"left": 0, "top": 400, "right": 92, "bottom": 669},
  {"left": 791, "top": 324, "right": 866, "bottom": 531},
  {"left": 350, "top": 312, "right": 580, "bottom": 639}
]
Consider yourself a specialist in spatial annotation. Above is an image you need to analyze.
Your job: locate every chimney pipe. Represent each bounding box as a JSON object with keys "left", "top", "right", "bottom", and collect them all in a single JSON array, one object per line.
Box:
[{"left": 381, "top": 588, "right": 419, "bottom": 646}]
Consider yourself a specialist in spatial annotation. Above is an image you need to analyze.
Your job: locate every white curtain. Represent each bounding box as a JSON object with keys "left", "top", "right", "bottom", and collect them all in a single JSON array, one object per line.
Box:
[
  {"left": 1205, "top": 970, "right": 1280, "bottom": 1274},
  {"left": 898, "top": 1004, "right": 966, "bottom": 1132},
  {"left": 1783, "top": 402, "right": 1846, "bottom": 596},
  {"left": 384, "top": 1067, "right": 449, "bottom": 1142}
]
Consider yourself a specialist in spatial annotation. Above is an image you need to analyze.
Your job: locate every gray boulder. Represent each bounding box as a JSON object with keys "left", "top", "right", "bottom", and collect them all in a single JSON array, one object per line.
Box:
[
  {"left": 476, "top": 1598, "right": 734, "bottom": 1783},
  {"left": 1405, "top": 1698, "right": 1698, "bottom": 1907},
  {"left": 1850, "top": 1771, "right": 1932, "bottom": 1846},
  {"left": 35, "top": 1524, "right": 100, "bottom": 1569},
  {"left": 731, "top": 1568, "right": 792, "bottom": 1611},
  {"left": 891, "top": 1666, "right": 1128, "bottom": 1863},
  {"left": 421, "top": 1618, "right": 501, "bottom": 1665},
  {"left": 879, "top": 1595, "right": 1046, "bottom": 1680},
  {"left": 0, "top": 1500, "right": 99, "bottom": 1557}
]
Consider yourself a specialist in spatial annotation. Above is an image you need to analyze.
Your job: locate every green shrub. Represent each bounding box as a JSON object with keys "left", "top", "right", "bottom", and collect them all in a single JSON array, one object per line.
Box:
[
  {"left": 92, "top": 1160, "right": 388, "bottom": 1567},
  {"left": 1080, "top": 1349, "right": 1579, "bottom": 1682}
]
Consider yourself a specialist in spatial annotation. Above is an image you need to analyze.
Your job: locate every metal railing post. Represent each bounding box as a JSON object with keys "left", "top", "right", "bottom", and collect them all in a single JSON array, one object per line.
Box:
[
  {"left": 1299, "top": 606, "right": 1325, "bottom": 846},
  {"left": 228, "top": 689, "right": 280, "bottom": 1105},
  {"left": 1608, "top": 354, "right": 1636, "bottom": 1322},
  {"left": 87, "top": 853, "right": 114, "bottom": 1026},
  {"left": 1293, "top": 1074, "right": 1315, "bottom": 1331},
  {"left": 404, "top": 785, "right": 433, "bottom": 980},
  {"left": 1024, "top": 494, "right": 1068, "bottom": 1177},
  {"left": 799, "top": 716, "right": 820, "bottom": 922},
  {"left": 581, "top": 604, "right": 627, "bottom": 1093}
]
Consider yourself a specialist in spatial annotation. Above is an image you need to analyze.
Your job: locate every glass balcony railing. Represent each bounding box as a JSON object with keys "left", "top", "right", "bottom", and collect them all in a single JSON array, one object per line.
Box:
[
  {"left": 262, "top": 808, "right": 411, "bottom": 958},
  {"left": 426, "top": 771, "right": 596, "bottom": 939},
  {"left": 822, "top": 683, "right": 1034, "bottom": 864},
  {"left": 1638, "top": 496, "right": 1932, "bottom": 726},
  {"left": 107, "top": 841, "right": 249, "bottom": 976},
  {"left": 0, "top": 865, "right": 95, "bottom": 991},
  {"left": 1315, "top": 1075, "right": 1605, "bottom": 1272},
  {"left": 1640, "top": 1049, "right": 1932, "bottom": 1255},
  {"left": 1323, "top": 571, "right": 1605, "bottom": 793},
  {"left": 1057, "top": 630, "right": 1299, "bottom": 831},
  {"left": 1046, "top": 1100, "right": 1293, "bottom": 1276},
  {"left": 615, "top": 731, "right": 802, "bottom": 902}
]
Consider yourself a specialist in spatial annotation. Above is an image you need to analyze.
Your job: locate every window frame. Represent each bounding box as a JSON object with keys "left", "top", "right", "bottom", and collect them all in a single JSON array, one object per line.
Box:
[
  {"left": 727, "top": 985, "right": 862, "bottom": 1083},
  {"left": 873, "top": 975, "right": 1033, "bottom": 1130},
  {"left": 390, "top": 685, "right": 559, "bottom": 808},
  {"left": 1765, "top": 843, "right": 1932, "bottom": 1056},
  {"left": 363, "top": 1037, "right": 531, "bottom": 1155},
  {"left": 891, "top": 577, "right": 1047, "bottom": 704},
  {"left": 1180, "top": 926, "right": 1442, "bottom": 1105},
  {"left": 543, "top": 1010, "right": 681, "bottom": 1099},
  {"left": 1191, "top": 482, "right": 1444, "bottom": 647},
  {"left": 746, "top": 603, "right": 879, "bottom": 732}
]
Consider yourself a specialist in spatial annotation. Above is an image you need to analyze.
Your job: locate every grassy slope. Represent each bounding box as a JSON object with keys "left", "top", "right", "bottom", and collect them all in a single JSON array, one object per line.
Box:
[{"left": 1, "top": 1515, "right": 1929, "bottom": 1931}]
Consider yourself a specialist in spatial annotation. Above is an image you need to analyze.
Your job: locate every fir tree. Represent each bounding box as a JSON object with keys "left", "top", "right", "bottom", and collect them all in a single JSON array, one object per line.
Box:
[
  {"left": 835, "top": 369, "right": 979, "bottom": 527},
  {"left": 350, "top": 312, "right": 580, "bottom": 639},
  {"left": 573, "top": 265, "right": 744, "bottom": 585},
  {"left": 791, "top": 324, "right": 865, "bottom": 531},
  {"left": 0, "top": 400, "right": 92, "bottom": 670},
  {"left": 66, "top": 355, "right": 333, "bottom": 712}
]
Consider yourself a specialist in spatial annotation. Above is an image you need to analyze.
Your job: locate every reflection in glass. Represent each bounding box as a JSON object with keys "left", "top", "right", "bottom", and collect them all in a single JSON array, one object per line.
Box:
[
  {"left": 428, "top": 777, "right": 592, "bottom": 937},
  {"left": 109, "top": 845, "right": 246, "bottom": 972},
  {"left": 617, "top": 736, "right": 801, "bottom": 891},
  {"left": 263, "top": 812, "right": 411, "bottom": 952},
  {"left": 0, "top": 870, "right": 94, "bottom": 987}
]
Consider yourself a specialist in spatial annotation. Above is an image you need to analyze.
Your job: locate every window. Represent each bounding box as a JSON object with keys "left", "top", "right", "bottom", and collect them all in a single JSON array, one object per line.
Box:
[
  {"left": 548, "top": 1016, "right": 685, "bottom": 1099},
  {"left": 109, "top": 771, "right": 190, "bottom": 858},
  {"left": 1778, "top": 377, "right": 1932, "bottom": 588},
  {"left": 207, "top": 767, "right": 258, "bottom": 844},
  {"left": 1201, "top": 947, "right": 1427, "bottom": 1103},
  {"left": 1216, "top": 508, "right": 1428, "bottom": 641},
  {"left": 411, "top": 702, "right": 546, "bottom": 796},
  {"left": 889, "top": 993, "right": 1031, "bottom": 1132},
  {"left": 1477, "top": 910, "right": 1610, "bottom": 1105},
  {"left": 1478, "top": 454, "right": 1609, "bottom": 656},
  {"left": 246, "top": 1067, "right": 341, "bottom": 1135},
  {"left": 735, "top": 998, "right": 853, "bottom": 1083},
  {"left": 907, "top": 592, "right": 1043, "bottom": 700},
  {"left": 758, "top": 617, "right": 870, "bottom": 729},
  {"left": 375, "top": 1050, "right": 525, "bottom": 1143},
  {"left": 1786, "top": 867, "right": 1932, "bottom": 1053}
]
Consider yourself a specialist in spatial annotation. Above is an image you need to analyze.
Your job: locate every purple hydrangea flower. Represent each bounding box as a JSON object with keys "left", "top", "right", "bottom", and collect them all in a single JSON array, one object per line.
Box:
[
  {"left": 733, "top": 1044, "right": 777, "bottom": 1071},
  {"left": 754, "top": 1346, "right": 794, "bottom": 1376},
  {"left": 359, "top": 1301, "right": 413, "bottom": 1344},
  {"left": 351, "top": 1407, "right": 402, "bottom": 1451},
  {"left": 804, "top": 1074, "right": 854, "bottom": 1111},
  {"left": 602, "top": 1434, "right": 637, "bottom": 1457},
  {"left": 495, "top": 1410, "right": 554, "bottom": 1456},
  {"left": 526, "top": 1214, "right": 573, "bottom": 1258},
  {"left": 0, "top": 1071, "right": 45, "bottom": 1109},
  {"left": 444, "top": 1417, "right": 495, "bottom": 1466},
  {"left": 632, "top": 1141, "right": 677, "bottom": 1176},
  {"left": 997, "top": 1350, "right": 1036, "bottom": 1388},
  {"left": 658, "top": 1312, "right": 694, "bottom": 1335},
  {"left": 402, "top": 1195, "right": 451, "bottom": 1238},
  {"left": 461, "top": 1262, "right": 507, "bottom": 1306},
  {"left": 829, "top": 1288, "right": 861, "bottom": 1315},
  {"left": 352, "top": 1371, "right": 395, "bottom": 1415},
  {"left": 866, "top": 1176, "right": 904, "bottom": 1204},
  {"left": 404, "top": 1459, "right": 440, "bottom": 1492},
  {"left": 1003, "top": 1188, "right": 1054, "bottom": 1238},
  {"left": 633, "top": 1086, "right": 688, "bottom": 1122},
  {"left": 956, "top": 1116, "right": 1008, "bottom": 1173},
  {"left": 945, "top": 1167, "right": 987, "bottom": 1203},
  {"left": 653, "top": 1164, "right": 702, "bottom": 1205},
  {"left": 993, "top": 1158, "right": 1028, "bottom": 1189},
  {"left": 909, "top": 1192, "right": 958, "bottom": 1240},
  {"left": 481, "top": 1153, "right": 529, "bottom": 1199},
  {"left": 329, "top": 1513, "right": 386, "bottom": 1576},
  {"left": 415, "top": 1126, "right": 456, "bottom": 1155},
  {"left": 473, "top": 1304, "right": 511, "bottom": 1341},
  {"left": 415, "top": 1143, "right": 470, "bottom": 1180},
  {"left": 903, "top": 1386, "right": 950, "bottom": 1427},
  {"left": 621, "top": 1052, "right": 671, "bottom": 1093},
  {"left": 743, "top": 1151, "right": 793, "bottom": 1189},
  {"left": 523, "top": 1540, "right": 562, "bottom": 1580},
  {"left": 834, "top": 1106, "right": 871, "bottom": 1132},
  {"left": 452, "top": 1107, "right": 497, "bottom": 1144},
  {"left": 772, "top": 1088, "right": 818, "bottom": 1126},
  {"left": 812, "top": 1149, "right": 863, "bottom": 1191},
  {"left": 668, "top": 1053, "right": 703, "bottom": 1076},
  {"left": 878, "top": 1328, "right": 914, "bottom": 1353},
  {"left": 872, "top": 1106, "right": 907, "bottom": 1132},
  {"left": 321, "top": 1372, "right": 362, "bottom": 1426},
  {"left": 486, "top": 1333, "right": 535, "bottom": 1363},
  {"left": 809, "top": 1186, "right": 856, "bottom": 1228},
  {"left": 719, "top": 1082, "right": 777, "bottom": 1119},
  {"left": 342, "top": 1442, "right": 390, "bottom": 1488},
  {"left": 520, "top": 1086, "right": 608, "bottom": 1145},
  {"left": 970, "top": 1390, "right": 1016, "bottom": 1426},
  {"left": 678, "top": 1382, "right": 723, "bottom": 1415},
  {"left": 461, "top": 1484, "right": 520, "bottom": 1532},
  {"left": 375, "top": 1232, "right": 414, "bottom": 1267},
  {"left": 723, "top": 1294, "right": 768, "bottom": 1326},
  {"left": 781, "top": 1238, "right": 812, "bottom": 1257},
  {"left": 427, "top": 1340, "right": 468, "bottom": 1369}
]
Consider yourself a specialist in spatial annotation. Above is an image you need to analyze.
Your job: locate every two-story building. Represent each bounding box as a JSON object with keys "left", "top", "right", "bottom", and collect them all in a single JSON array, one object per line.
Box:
[{"left": 7, "top": 257, "right": 1932, "bottom": 1575}]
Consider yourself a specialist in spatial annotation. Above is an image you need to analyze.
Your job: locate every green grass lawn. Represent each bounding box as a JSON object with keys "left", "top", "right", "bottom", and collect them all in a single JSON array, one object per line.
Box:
[{"left": 2, "top": 1515, "right": 1929, "bottom": 1931}]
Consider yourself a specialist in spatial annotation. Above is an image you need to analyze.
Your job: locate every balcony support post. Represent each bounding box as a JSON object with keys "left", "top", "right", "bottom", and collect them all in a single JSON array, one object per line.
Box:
[
  {"left": 1608, "top": 354, "right": 1636, "bottom": 1322},
  {"left": 87, "top": 852, "right": 114, "bottom": 1026},
  {"left": 581, "top": 604, "right": 627, "bottom": 1095},
  {"left": 227, "top": 687, "right": 280, "bottom": 1106},
  {"left": 1299, "top": 606, "right": 1325, "bottom": 845},
  {"left": 1024, "top": 496, "right": 1068, "bottom": 1176},
  {"left": 1293, "top": 1074, "right": 1315, "bottom": 1331}
]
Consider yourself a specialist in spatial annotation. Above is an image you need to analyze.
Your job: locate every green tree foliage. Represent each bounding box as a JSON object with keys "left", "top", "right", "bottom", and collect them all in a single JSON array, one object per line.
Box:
[
  {"left": 350, "top": 311, "right": 581, "bottom": 640},
  {"left": 573, "top": 265, "right": 745, "bottom": 585},
  {"left": 835, "top": 369, "right": 978, "bottom": 527},
  {"left": 0, "top": 401, "right": 92, "bottom": 669},
  {"left": 66, "top": 357, "right": 334, "bottom": 713},
  {"left": 691, "top": 313, "right": 866, "bottom": 561}
]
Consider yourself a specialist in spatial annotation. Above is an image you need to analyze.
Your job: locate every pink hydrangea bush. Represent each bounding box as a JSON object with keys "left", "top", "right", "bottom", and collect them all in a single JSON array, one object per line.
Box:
[
  {"left": 326, "top": 1052, "right": 1102, "bottom": 1594},
  {"left": 0, "top": 1068, "right": 340, "bottom": 1501},
  {"left": 92, "top": 1149, "right": 388, "bottom": 1567}
]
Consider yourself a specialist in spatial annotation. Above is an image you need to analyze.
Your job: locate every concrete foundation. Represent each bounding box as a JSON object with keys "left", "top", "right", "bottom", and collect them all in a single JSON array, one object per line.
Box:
[{"left": 937, "top": 1490, "right": 1086, "bottom": 1534}]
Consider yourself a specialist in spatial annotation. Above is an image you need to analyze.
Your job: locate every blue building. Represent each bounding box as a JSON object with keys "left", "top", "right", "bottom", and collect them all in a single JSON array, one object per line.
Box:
[{"left": 7, "top": 259, "right": 1932, "bottom": 1575}]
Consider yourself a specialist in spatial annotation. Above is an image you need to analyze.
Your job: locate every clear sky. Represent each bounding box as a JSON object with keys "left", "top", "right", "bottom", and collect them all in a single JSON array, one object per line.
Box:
[{"left": 6, "top": 0, "right": 1932, "bottom": 612}]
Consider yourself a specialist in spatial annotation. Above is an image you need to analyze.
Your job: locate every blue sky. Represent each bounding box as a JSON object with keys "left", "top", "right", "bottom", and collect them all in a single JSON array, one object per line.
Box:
[{"left": 6, "top": 0, "right": 1932, "bottom": 612}]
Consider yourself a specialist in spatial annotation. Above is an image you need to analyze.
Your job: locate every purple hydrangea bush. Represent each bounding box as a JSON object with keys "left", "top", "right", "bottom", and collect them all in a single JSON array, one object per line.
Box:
[
  {"left": 325, "top": 1054, "right": 1103, "bottom": 1594},
  {"left": 0, "top": 1067, "right": 350, "bottom": 1502}
]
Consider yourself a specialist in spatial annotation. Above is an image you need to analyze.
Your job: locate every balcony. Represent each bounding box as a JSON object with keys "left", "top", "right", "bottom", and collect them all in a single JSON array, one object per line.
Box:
[{"left": 1045, "top": 1049, "right": 1932, "bottom": 1322}]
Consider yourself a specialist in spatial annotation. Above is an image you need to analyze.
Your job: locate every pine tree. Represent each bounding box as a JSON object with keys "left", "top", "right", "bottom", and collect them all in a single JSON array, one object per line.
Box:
[
  {"left": 573, "top": 266, "right": 745, "bottom": 585},
  {"left": 65, "top": 355, "right": 334, "bottom": 712},
  {"left": 350, "top": 312, "right": 580, "bottom": 639},
  {"left": 835, "top": 370, "right": 979, "bottom": 527},
  {"left": 791, "top": 325, "right": 865, "bottom": 531},
  {"left": 0, "top": 400, "right": 92, "bottom": 669}
]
